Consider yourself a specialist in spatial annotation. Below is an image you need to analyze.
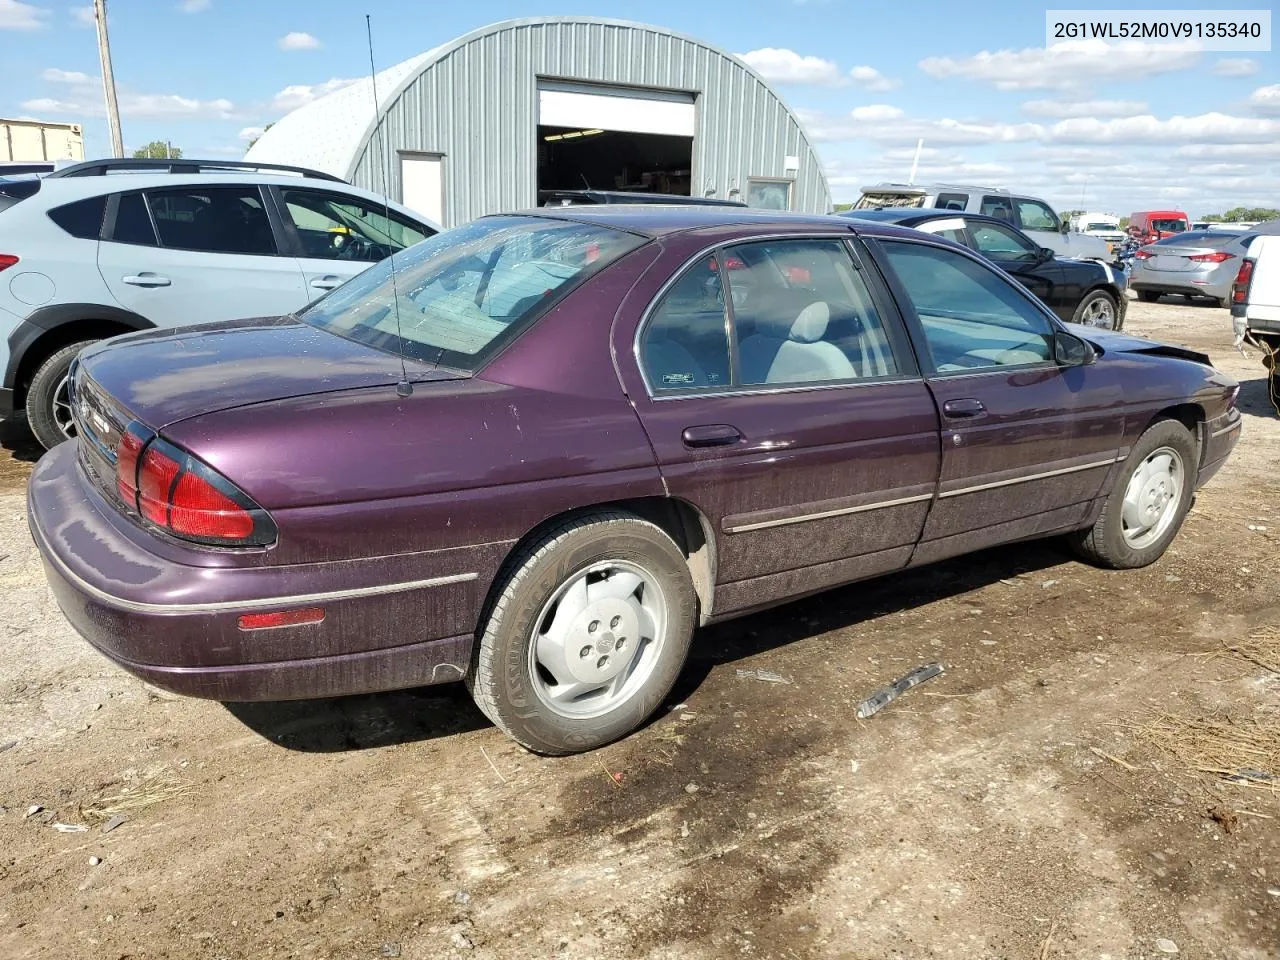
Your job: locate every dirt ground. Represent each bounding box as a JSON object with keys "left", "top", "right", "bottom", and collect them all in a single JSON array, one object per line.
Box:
[{"left": 1, "top": 298, "right": 1277, "bottom": 960}]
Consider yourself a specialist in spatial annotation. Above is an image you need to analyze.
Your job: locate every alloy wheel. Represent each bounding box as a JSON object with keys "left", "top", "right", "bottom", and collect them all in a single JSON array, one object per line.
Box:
[{"left": 52, "top": 374, "right": 77, "bottom": 440}]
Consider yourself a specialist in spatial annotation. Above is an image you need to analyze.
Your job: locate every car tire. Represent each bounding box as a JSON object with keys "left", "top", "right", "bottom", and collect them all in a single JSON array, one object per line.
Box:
[
  {"left": 1066, "top": 419, "right": 1198, "bottom": 569},
  {"left": 26, "top": 340, "right": 98, "bottom": 450},
  {"left": 1138, "top": 290, "right": 1161, "bottom": 303},
  {"left": 467, "top": 511, "right": 697, "bottom": 755},
  {"left": 1071, "top": 289, "right": 1120, "bottom": 329}
]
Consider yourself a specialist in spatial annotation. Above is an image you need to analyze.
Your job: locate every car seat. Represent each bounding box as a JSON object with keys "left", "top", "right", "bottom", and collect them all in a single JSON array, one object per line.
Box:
[{"left": 738, "top": 301, "right": 856, "bottom": 384}]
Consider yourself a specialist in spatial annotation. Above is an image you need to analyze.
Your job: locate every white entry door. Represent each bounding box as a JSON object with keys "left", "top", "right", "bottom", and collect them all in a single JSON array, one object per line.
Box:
[{"left": 400, "top": 153, "right": 444, "bottom": 225}]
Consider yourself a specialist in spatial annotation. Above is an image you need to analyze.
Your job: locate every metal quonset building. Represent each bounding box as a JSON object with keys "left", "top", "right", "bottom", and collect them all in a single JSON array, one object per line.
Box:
[{"left": 245, "top": 17, "right": 831, "bottom": 227}]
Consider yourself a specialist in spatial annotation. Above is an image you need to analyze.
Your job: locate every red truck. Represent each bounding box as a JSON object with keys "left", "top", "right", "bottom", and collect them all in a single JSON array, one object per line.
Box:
[{"left": 1128, "top": 210, "right": 1190, "bottom": 243}]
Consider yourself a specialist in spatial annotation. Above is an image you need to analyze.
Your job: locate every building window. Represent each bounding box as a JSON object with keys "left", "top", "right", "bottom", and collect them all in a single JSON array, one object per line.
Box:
[{"left": 745, "top": 177, "right": 794, "bottom": 211}]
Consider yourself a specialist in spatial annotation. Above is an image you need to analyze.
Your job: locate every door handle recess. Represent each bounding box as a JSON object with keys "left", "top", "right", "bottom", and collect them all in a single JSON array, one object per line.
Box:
[
  {"left": 682, "top": 424, "right": 742, "bottom": 448},
  {"left": 121, "top": 274, "right": 171, "bottom": 287},
  {"left": 310, "top": 276, "right": 343, "bottom": 290},
  {"left": 942, "top": 398, "right": 986, "bottom": 420}
]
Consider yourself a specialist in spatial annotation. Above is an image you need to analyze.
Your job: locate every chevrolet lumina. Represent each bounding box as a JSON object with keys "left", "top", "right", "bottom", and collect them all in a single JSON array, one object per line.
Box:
[{"left": 27, "top": 208, "right": 1242, "bottom": 755}]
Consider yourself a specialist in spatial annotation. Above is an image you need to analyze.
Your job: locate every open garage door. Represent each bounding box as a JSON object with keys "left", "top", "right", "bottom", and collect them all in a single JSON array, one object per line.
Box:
[{"left": 536, "top": 81, "right": 696, "bottom": 199}]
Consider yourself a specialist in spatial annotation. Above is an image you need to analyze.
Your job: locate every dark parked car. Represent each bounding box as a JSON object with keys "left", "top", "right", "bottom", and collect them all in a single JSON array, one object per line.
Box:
[
  {"left": 28, "top": 208, "right": 1241, "bottom": 755},
  {"left": 840, "top": 208, "right": 1127, "bottom": 330}
]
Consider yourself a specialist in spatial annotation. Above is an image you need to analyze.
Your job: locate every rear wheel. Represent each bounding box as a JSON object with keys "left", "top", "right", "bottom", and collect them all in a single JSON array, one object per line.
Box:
[
  {"left": 1072, "top": 289, "right": 1119, "bottom": 329},
  {"left": 26, "top": 340, "right": 98, "bottom": 450},
  {"left": 467, "top": 511, "right": 696, "bottom": 755},
  {"left": 1138, "top": 290, "right": 1161, "bottom": 303},
  {"left": 1067, "top": 419, "right": 1197, "bottom": 569}
]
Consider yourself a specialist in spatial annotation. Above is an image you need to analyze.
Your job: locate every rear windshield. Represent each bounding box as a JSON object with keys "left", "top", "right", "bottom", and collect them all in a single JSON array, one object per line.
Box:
[
  {"left": 1153, "top": 230, "right": 1247, "bottom": 246},
  {"left": 299, "top": 216, "right": 647, "bottom": 371},
  {"left": 1151, "top": 219, "right": 1187, "bottom": 233},
  {"left": 854, "top": 192, "right": 925, "bottom": 210}
]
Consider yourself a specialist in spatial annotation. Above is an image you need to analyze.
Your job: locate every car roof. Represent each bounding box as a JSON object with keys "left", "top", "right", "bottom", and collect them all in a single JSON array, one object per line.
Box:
[
  {"left": 840, "top": 207, "right": 1020, "bottom": 230},
  {"left": 1, "top": 171, "right": 440, "bottom": 229},
  {"left": 503, "top": 205, "right": 851, "bottom": 238}
]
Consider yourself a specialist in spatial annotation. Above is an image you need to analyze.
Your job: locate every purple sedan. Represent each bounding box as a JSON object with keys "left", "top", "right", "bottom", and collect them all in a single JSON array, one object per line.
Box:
[{"left": 27, "top": 208, "right": 1241, "bottom": 754}]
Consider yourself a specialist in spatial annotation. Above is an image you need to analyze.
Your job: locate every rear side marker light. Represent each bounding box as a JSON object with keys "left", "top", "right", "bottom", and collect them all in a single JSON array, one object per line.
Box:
[
  {"left": 1187, "top": 251, "right": 1235, "bottom": 263},
  {"left": 238, "top": 608, "right": 325, "bottom": 631},
  {"left": 0, "top": 254, "right": 17, "bottom": 272}
]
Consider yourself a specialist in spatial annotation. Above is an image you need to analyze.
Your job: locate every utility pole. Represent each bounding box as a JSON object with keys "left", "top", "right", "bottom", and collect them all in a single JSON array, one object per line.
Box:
[
  {"left": 908, "top": 138, "right": 924, "bottom": 185},
  {"left": 94, "top": 0, "right": 124, "bottom": 157}
]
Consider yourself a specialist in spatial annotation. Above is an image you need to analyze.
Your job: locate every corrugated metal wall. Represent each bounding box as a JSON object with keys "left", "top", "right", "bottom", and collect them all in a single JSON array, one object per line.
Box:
[{"left": 351, "top": 20, "right": 831, "bottom": 226}]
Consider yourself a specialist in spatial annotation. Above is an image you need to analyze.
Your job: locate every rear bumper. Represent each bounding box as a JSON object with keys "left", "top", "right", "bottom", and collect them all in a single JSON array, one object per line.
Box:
[
  {"left": 1130, "top": 277, "right": 1231, "bottom": 301},
  {"left": 27, "top": 442, "right": 486, "bottom": 701}
]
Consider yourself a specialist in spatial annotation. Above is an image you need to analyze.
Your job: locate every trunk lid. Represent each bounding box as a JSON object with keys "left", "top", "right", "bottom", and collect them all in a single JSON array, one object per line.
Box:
[{"left": 74, "top": 315, "right": 460, "bottom": 429}]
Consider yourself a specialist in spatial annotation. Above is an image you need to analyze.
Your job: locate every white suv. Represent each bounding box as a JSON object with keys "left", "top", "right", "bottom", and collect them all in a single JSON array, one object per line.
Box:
[{"left": 0, "top": 158, "right": 440, "bottom": 448}]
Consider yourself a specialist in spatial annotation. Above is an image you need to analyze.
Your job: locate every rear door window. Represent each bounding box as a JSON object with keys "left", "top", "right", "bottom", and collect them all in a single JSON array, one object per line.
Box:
[
  {"left": 110, "top": 192, "right": 158, "bottom": 246},
  {"left": 980, "top": 195, "right": 1015, "bottom": 222},
  {"left": 144, "top": 186, "right": 277, "bottom": 255},
  {"left": 640, "top": 256, "right": 731, "bottom": 392},
  {"left": 934, "top": 192, "right": 968, "bottom": 211},
  {"left": 48, "top": 196, "right": 106, "bottom": 239},
  {"left": 1013, "top": 198, "right": 1060, "bottom": 231}
]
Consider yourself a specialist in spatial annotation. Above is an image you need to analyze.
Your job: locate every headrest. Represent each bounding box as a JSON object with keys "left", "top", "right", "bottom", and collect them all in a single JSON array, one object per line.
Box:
[{"left": 790, "top": 301, "right": 830, "bottom": 343}]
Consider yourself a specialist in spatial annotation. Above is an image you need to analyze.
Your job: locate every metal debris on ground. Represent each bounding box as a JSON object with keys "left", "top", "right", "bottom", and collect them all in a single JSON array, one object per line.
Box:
[
  {"left": 735, "top": 668, "right": 793, "bottom": 684},
  {"left": 101, "top": 814, "right": 127, "bottom": 834},
  {"left": 856, "top": 663, "right": 945, "bottom": 719},
  {"left": 53, "top": 823, "right": 88, "bottom": 833},
  {"left": 24, "top": 804, "right": 42, "bottom": 818},
  {"left": 380, "top": 943, "right": 401, "bottom": 958},
  {"left": 1155, "top": 938, "right": 1180, "bottom": 954}
]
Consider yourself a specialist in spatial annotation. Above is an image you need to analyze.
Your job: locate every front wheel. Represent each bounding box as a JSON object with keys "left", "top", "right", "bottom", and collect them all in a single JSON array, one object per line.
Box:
[
  {"left": 1067, "top": 419, "right": 1198, "bottom": 569},
  {"left": 467, "top": 511, "right": 696, "bottom": 755},
  {"left": 1072, "top": 289, "right": 1119, "bottom": 329},
  {"left": 26, "top": 340, "right": 99, "bottom": 450}
]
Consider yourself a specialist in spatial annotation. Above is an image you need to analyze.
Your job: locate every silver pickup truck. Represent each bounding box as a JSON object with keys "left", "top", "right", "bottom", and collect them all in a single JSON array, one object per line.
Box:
[{"left": 855, "top": 182, "right": 1112, "bottom": 262}]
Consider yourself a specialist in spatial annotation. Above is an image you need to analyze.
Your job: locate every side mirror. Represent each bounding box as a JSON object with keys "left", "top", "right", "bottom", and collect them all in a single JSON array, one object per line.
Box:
[
  {"left": 1053, "top": 329, "right": 1096, "bottom": 367},
  {"left": 1036, "top": 246, "right": 1055, "bottom": 263},
  {"left": 1059, "top": 218, "right": 1070, "bottom": 235}
]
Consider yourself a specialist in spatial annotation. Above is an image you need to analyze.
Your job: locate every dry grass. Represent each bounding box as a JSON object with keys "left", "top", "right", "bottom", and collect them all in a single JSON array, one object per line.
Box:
[
  {"left": 1121, "top": 628, "right": 1279, "bottom": 790},
  {"left": 79, "top": 768, "right": 193, "bottom": 823}
]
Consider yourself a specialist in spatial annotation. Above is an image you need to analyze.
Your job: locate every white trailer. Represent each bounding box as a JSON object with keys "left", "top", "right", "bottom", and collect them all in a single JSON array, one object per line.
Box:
[{"left": 1, "top": 118, "right": 85, "bottom": 164}]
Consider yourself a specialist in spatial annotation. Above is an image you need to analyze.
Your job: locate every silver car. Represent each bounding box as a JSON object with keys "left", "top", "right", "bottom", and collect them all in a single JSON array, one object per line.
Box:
[{"left": 1129, "top": 230, "right": 1256, "bottom": 307}]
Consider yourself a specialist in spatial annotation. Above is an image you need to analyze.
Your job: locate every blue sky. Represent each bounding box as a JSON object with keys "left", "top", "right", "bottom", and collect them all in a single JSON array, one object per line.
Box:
[{"left": 1, "top": 0, "right": 1276, "bottom": 217}]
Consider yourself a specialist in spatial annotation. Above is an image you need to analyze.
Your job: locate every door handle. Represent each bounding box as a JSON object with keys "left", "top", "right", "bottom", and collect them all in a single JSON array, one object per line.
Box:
[
  {"left": 682, "top": 424, "right": 742, "bottom": 448},
  {"left": 942, "top": 398, "right": 986, "bottom": 419},
  {"left": 121, "top": 274, "right": 171, "bottom": 287},
  {"left": 309, "top": 276, "right": 343, "bottom": 290}
]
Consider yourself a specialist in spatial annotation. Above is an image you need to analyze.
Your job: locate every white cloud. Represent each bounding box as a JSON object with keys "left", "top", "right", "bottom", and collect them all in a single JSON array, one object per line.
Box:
[
  {"left": 1249, "top": 84, "right": 1280, "bottom": 116},
  {"left": 179, "top": 0, "right": 210, "bottom": 10},
  {"left": 919, "top": 39, "right": 1199, "bottom": 91},
  {"left": 238, "top": 125, "right": 265, "bottom": 141},
  {"left": 70, "top": 5, "right": 94, "bottom": 27},
  {"left": 278, "top": 31, "right": 321, "bottom": 51},
  {"left": 1051, "top": 112, "right": 1280, "bottom": 144},
  {"left": 1211, "top": 57, "right": 1258, "bottom": 77},
  {"left": 270, "top": 77, "right": 357, "bottom": 112},
  {"left": 850, "top": 104, "right": 903, "bottom": 122},
  {"left": 0, "top": 0, "right": 46, "bottom": 29},
  {"left": 23, "top": 71, "right": 241, "bottom": 121},
  {"left": 1022, "top": 99, "right": 1147, "bottom": 118},
  {"left": 1174, "top": 142, "right": 1280, "bottom": 160},
  {"left": 736, "top": 48, "right": 844, "bottom": 86},
  {"left": 42, "top": 67, "right": 93, "bottom": 84},
  {"left": 848, "top": 65, "right": 898, "bottom": 92}
]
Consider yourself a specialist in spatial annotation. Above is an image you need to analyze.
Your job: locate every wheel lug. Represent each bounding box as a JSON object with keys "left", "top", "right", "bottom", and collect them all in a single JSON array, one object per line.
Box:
[
  {"left": 588, "top": 621, "right": 599, "bottom": 633},
  {"left": 616, "top": 638, "right": 626, "bottom": 651},
  {"left": 610, "top": 616, "right": 621, "bottom": 629},
  {"left": 579, "top": 645, "right": 592, "bottom": 659},
  {"left": 597, "top": 655, "right": 609, "bottom": 669}
]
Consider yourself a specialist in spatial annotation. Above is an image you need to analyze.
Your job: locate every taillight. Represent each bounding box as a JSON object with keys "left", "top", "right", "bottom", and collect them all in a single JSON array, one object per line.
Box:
[
  {"left": 1187, "top": 251, "right": 1235, "bottom": 263},
  {"left": 0, "top": 254, "right": 17, "bottom": 272},
  {"left": 115, "top": 431, "right": 274, "bottom": 546},
  {"left": 1233, "top": 259, "right": 1255, "bottom": 305},
  {"left": 1134, "top": 249, "right": 1154, "bottom": 260}
]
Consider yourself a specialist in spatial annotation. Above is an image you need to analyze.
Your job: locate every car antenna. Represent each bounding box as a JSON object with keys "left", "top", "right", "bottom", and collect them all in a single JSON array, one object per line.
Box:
[{"left": 366, "top": 14, "right": 412, "bottom": 398}]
